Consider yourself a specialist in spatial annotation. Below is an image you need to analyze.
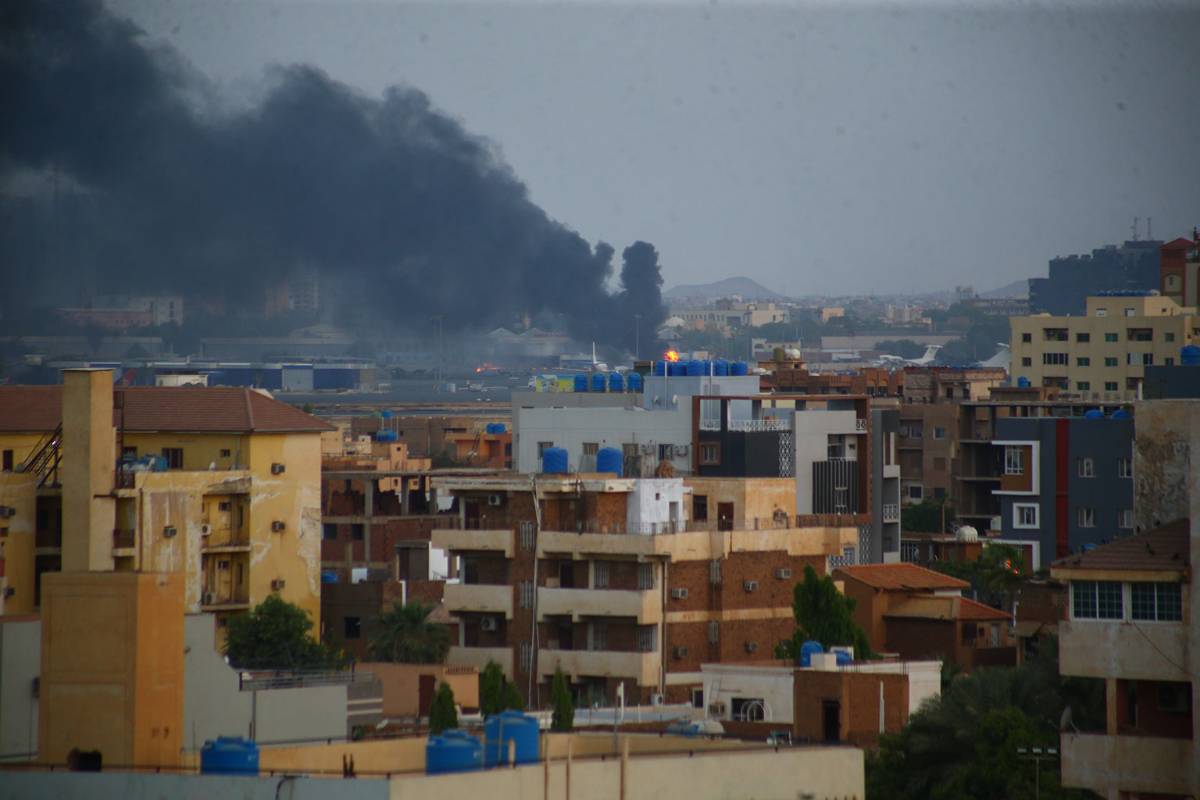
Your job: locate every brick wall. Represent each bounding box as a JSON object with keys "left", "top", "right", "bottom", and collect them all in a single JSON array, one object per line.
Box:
[
  {"left": 792, "top": 670, "right": 909, "bottom": 747},
  {"left": 883, "top": 617, "right": 957, "bottom": 662}
]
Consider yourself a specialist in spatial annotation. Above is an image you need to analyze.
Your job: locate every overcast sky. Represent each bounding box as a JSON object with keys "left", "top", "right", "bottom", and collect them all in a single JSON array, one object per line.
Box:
[{"left": 110, "top": 0, "right": 1200, "bottom": 297}]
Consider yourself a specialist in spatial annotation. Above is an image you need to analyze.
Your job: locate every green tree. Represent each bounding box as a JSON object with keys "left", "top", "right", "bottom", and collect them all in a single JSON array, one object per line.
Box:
[
  {"left": 429, "top": 682, "right": 458, "bottom": 734},
  {"left": 366, "top": 601, "right": 451, "bottom": 663},
  {"left": 502, "top": 678, "right": 525, "bottom": 711},
  {"left": 901, "top": 498, "right": 953, "bottom": 533},
  {"left": 776, "top": 565, "right": 873, "bottom": 660},
  {"left": 480, "top": 660, "right": 525, "bottom": 716},
  {"left": 932, "top": 544, "right": 1027, "bottom": 609},
  {"left": 550, "top": 667, "right": 574, "bottom": 731},
  {"left": 224, "top": 595, "right": 341, "bottom": 670}
]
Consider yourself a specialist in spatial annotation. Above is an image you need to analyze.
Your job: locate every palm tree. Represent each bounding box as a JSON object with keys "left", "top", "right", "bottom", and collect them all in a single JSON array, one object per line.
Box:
[{"left": 366, "top": 601, "right": 450, "bottom": 663}]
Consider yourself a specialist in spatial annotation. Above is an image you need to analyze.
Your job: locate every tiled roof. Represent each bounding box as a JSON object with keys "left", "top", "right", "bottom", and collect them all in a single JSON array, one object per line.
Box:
[
  {"left": 957, "top": 596, "right": 1012, "bottom": 622},
  {"left": 884, "top": 595, "right": 1009, "bottom": 622},
  {"left": 1052, "top": 519, "right": 1190, "bottom": 574},
  {"left": 0, "top": 385, "right": 333, "bottom": 433},
  {"left": 834, "top": 563, "right": 970, "bottom": 592}
]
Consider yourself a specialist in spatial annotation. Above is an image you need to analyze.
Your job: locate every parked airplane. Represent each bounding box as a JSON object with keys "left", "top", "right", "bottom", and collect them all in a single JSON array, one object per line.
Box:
[{"left": 876, "top": 344, "right": 943, "bottom": 367}]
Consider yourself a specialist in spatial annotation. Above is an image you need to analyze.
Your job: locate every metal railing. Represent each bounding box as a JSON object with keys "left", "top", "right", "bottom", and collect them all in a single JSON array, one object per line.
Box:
[
  {"left": 728, "top": 418, "right": 792, "bottom": 432},
  {"left": 238, "top": 669, "right": 377, "bottom": 691},
  {"left": 882, "top": 504, "right": 900, "bottom": 522}
]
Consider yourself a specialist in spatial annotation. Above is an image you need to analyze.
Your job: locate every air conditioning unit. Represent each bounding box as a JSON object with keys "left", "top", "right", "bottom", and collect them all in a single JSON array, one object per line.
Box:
[
  {"left": 270, "top": 579, "right": 286, "bottom": 591},
  {"left": 670, "top": 588, "right": 689, "bottom": 600},
  {"left": 487, "top": 494, "right": 504, "bottom": 507},
  {"left": 744, "top": 641, "right": 759, "bottom": 654},
  {"left": 0, "top": 506, "right": 14, "bottom": 518},
  {"left": 672, "top": 646, "right": 689, "bottom": 658},
  {"left": 775, "top": 568, "right": 792, "bottom": 580},
  {"left": 708, "top": 701, "right": 726, "bottom": 716},
  {"left": 271, "top": 463, "right": 286, "bottom": 475},
  {"left": 271, "top": 521, "right": 286, "bottom": 532},
  {"left": 743, "top": 580, "right": 759, "bottom": 593},
  {"left": 202, "top": 592, "right": 215, "bottom": 605},
  {"left": 480, "top": 616, "right": 499, "bottom": 632},
  {"left": 197, "top": 524, "right": 210, "bottom": 537}
]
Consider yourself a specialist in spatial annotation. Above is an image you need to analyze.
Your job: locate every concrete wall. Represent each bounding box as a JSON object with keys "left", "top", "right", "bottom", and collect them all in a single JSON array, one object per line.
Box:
[
  {"left": 701, "top": 664, "right": 795, "bottom": 723},
  {"left": 182, "top": 614, "right": 347, "bottom": 750},
  {"left": 625, "top": 479, "right": 685, "bottom": 533},
  {"left": 357, "top": 662, "right": 479, "bottom": 717},
  {"left": 513, "top": 405, "right": 693, "bottom": 475},
  {"left": 0, "top": 772, "right": 388, "bottom": 800},
  {"left": 0, "top": 617, "right": 39, "bottom": 762},
  {"left": 0, "top": 471, "right": 37, "bottom": 615},
  {"left": 792, "top": 409, "right": 858, "bottom": 516}
]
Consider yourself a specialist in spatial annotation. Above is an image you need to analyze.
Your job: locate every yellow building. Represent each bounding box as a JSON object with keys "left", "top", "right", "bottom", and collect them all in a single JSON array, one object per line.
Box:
[
  {"left": 1009, "top": 294, "right": 1199, "bottom": 401},
  {"left": 0, "top": 374, "right": 331, "bottom": 631}
]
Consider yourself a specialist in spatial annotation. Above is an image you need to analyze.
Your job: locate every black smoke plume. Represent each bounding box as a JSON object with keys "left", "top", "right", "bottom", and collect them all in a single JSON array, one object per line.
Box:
[{"left": 0, "top": 0, "right": 666, "bottom": 352}]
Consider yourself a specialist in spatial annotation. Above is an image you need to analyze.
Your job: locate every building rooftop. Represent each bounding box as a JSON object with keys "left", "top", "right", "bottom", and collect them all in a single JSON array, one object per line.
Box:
[
  {"left": 1051, "top": 519, "right": 1190, "bottom": 577},
  {"left": 834, "top": 563, "right": 970, "bottom": 592},
  {"left": 883, "top": 595, "right": 1009, "bottom": 622},
  {"left": 0, "top": 385, "right": 334, "bottom": 433}
]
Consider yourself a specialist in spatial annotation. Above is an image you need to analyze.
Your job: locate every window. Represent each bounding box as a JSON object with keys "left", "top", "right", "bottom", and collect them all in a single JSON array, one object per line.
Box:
[
  {"left": 161, "top": 447, "right": 183, "bottom": 469},
  {"left": 343, "top": 616, "right": 361, "bottom": 639},
  {"left": 537, "top": 441, "right": 554, "bottom": 458},
  {"left": 1013, "top": 504, "right": 1039, "bottom": 529},
  {"left": 1117, "top": 509, "right": 1133, "bottom": 529},
  {"left": 1004, "top": 446, "right": 1025, "bottom": 475},
  {"left": 1076, "top": 357, "right": 1090, "bottom": 367},
  {"left": 519, "top": 580, "right": 534, "bottom": 609},
  {"left": 1043, "top": 328, "right": 1068, "bottom": 341},
  {"left": 1021, "top": 357, "right": 1032, "bottom": 367},
  {"left": 518, "top": 521, "right": 535, "bottom": 550},
  {"left": 351, "top": 523, "right": 364, "bottom": 540},
  {"left": 590, "top": 622, "right": 607, "bottom": 651},
  {"left": 1105, "top": 381, "right": 1119, "bottom": 391},
  {"left": 1077, "top": 457, "right": 1094, "bottom": 478},
  {"left": 933, "top": 426, "right": 946, "bottom": 439},
  {"left": 1165, "top": 357, "right": 1175, "bottom": 366},
  {"left": 658, "top": 443, "right": 673, "bottom": 461},
  {"left": 707, "top": 620, "right": 720, "bottom": 643},
  {"left": 907, "top": 485, "right": 923, "bottom": 501},
  {"left": 638, "top": 562, "right": 654, "bottom": 590},
  {"left": 1076, "top": 382, "right": 1090, "bottom": 391},
  {"left": 1165, "top": 331, "right": 1176, "bottom": 342},
  {"left": 582, "top": 442, "right": 598, "bottom": 457},
  {"left": 1072, "top": 581, "right": 1123, "bottom": 619},
  {"left": 519, "top": 642, "right": 533, "bottom": 673},
  {"left": 1143, "top": 353, "right": 1153, "bottom": 366},
  {"left": 692, "top": 688, "right": 705, "bottom": 709},
  {"left": 1158, "top": 683, "right": 1190, "bottom": 713},
  {"left": 218, "top": 501, "right": 231, "bottom": 512},
  {"left": 1104, "top": 332, "right": 1118, "bottom": 342},
  {"left": 1, "top": 450, "right": 11, "bottom": 471},
  {"left": 1124, "top": 307, "right": 1136, "bottom": 317},
  {"left": 1131, "top": 582, "right": 1182, "bottom": 622},
  {"left": 1118, "top": 457, "right": 1132, "bottom": 478},
  {"left": 1021, "top": 332, "right": 1032, "bottom": 343},
  {"left": 731, "top": 697, "right": 766, "bottom": 722},
  {"left": 1077, "top": 507, "right": 1095, "bottom": 528},
  {"left": 593, "top": 561, "right": 609, "bottom": 588},
  {"left": 1042, "top": 353, "right": 1068, "bottom": 366},
  {"left": 323, "top": 523, "right": 338, "bottom": 540},
  {"left": 693, "top": 495, "right": 708, "bottom": 522},
  {"left": 220, "top": 448, "right": 232, "bottom": 458},
  {"left": 961, "top": 624, "right": 977, "bottom": 645},
  {"left": 699, "top": 443, "right": 720, "bottom": 465},
  {"left": 1076, "top": 332, "right": 1090, "bottom": 343},
  {"left": 908, "top": 425, "right": 922, "bottom": 440},
  {"left": 1104, "top": 357, "right": 1118, "bottom": 367},
  {"left": 637, "top": 626, "right": 657, "bottom": 652}
]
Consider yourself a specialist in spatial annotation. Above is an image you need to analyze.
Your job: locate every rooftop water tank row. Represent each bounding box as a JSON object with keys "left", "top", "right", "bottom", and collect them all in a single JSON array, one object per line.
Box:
[
  {"left": 652, "top": 360, "right": 749, "bottom": 377},
  {"left": 374, "top": 429, "right": 398, "bottom": 442},
  {"left": 426, "top": 730, "right": 484, "bottom": 774},
  {"left": 596, "top": 447, "right": 623, "bottom": 477},
  {"left": 542, "top": 446, "right": 569, "bottom": 474},
  {"left": 573, "top": 372, "right": 640, "bottom": 392},
  {"left": 1181, "top": 345, "right": 1200, "bottom": 366},
  {"left": 485, "top": 422, "right": 507, "bottom": 434},
  {"left": 200, "top": 737, "right": 259, "bottom": 776},
  {"left": 484, "top": 711, "right": 541, "bottom": 767}
]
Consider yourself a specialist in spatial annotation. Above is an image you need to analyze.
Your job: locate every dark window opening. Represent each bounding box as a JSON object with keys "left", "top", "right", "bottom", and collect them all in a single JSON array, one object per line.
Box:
[{"left": 344, "top": 616, "right": 361, "bottom": 639}]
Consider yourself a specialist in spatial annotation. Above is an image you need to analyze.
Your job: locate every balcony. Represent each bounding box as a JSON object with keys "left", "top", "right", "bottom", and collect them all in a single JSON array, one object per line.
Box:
[
  {"left": 1058, "top": 619, "right": 1189, "bottom": 682},
  {"left": 537, "top": 587, "right": 661, "bottom": 624},
  {"left": 432, "top": 527, "right": 514, "bottom": 557},
  {"left": 201, "top": 526, "right": 251, "bottom": 552},
  {"left": 201, "top": 590, "right": 250, "bottom": 610},
  {"left": 446, "top": 645, "right": 514, "bottom": 678},
  {"left": 1061, "top": 733, "right": 1195, "bottom": 797},
  {"left": 537, "top": 648, "right": 659, "bottom": 686},
  {"left": 882, "top": 504, "right": 900, "bottom": 523},
  {"left": 443, "top": 582, "right": 514, "bottom": 619}
]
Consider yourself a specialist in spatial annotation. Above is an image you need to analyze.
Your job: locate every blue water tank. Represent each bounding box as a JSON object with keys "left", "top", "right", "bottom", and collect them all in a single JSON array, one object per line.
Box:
[
  {"left": 596, "top": 447, "right": 623, "bottom": 476},
  {"left": 320, "top": 570, "right": 338, "bottom": 584},
  {"left": 731, "top": 361, "right": 749, "bottom": 376},
  {"left": 380, "top": 410, "right": 393, "bottom": 419},
  {"left": 654, "top": 360, "right": 668, "bottom": 376},
  {"left": 1017, "top": 376, "right": 1031, "bottom": 388},
  {"left": 200, "top": 737, "right": 259, "bottom": 776},
  {"left": 626, "top": 372, "right": 643, "bottom": 392},
  {"left": 608, "top": 372, "right": 624, "bottom": 392},
  {"left": 685, "top": 359, "right": 704, "bottom": 376},
  {"left": 713, "top": 359, "right": 730, "bottom": 376},
  {"left": 484, "top": 710, "right": 540, "bottom": 767},
  {"left": 798, "top": 640, "right": 823, "bottom": 667},
  {"left": 591, "top": 372, "right": 607, "bottom": 392},
  {"left": 668, "top": 361, "right": 686, "bottom": 377},
  {"left": 542, "top": 447, "right": 569, "bottom": 474},
  {"left": 1112, "top": 409, "right": 1131, "bottom": 419},
  {"left": 834, "top": 650, "right": 853, "bottom": 666},
  {"left": 573, "top": 374, "right": 588, "bottom": 392},
  {"left": 426, "top": 730, "right": 484, "bottom": 775},
  {"left": 485, "top": 422, "right": 507, "bottom": 435},
  {"left": 375, "top": 429, "right": 398, "bottom": 442},
  {"left": 1084, "top": 409, "right": 1105, "bottom": 420},
  {"left": 1182, "top": 345, "right": 1200, "bottom": 366}
]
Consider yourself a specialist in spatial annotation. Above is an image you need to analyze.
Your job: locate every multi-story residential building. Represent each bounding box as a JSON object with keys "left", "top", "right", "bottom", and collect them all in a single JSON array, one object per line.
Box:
[
  {"left": 991, "top": 413, "right": 1135, "bottom": 568},
  {"left": 669, "top": 301, "right": 788, "bottom": 332},
  {"left": 0, "top": 370, "right": 329, "bottom": 629},
  {"left": 430, "top": 474, "right": 858, "bottom": 707},
  {"left": 1159, "top": 231, "right": 1200, "bottom": 309},
  {"left": 1051, "top": 520, "right": 1196, "bottom": 799},
  {"left": 1028, "top": 239, "right": 1162, "bottom": 316},
  {"left": 1010, "top": 293, "right": 1200, "bottom": 401}
]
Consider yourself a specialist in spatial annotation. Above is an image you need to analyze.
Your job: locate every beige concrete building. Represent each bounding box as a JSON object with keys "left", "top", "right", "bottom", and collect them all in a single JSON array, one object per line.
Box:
[{"left": 1010, "top": 294, "right": 1200, "bottom": 401}]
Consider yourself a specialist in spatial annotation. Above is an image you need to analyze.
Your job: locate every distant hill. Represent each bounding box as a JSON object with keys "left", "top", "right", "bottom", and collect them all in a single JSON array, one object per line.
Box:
[
  {"left": 665, "top": 276, "right": 786, "bottom": 302},
  {"left": 980, "top": 279, "right": 1029, "bottom": 299}
]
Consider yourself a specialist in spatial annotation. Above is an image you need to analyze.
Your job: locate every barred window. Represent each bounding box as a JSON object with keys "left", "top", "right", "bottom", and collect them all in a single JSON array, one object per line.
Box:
[
  {"left": 518, "top": 521, "right": 535, "bottom": 550},
  {"left": 708, "top": 620, "right": 720, "bottom": 644},
  {"left": 593, "top": 561, "right": 610, "bottom": 589},
  {"left": 1131, "top": 582, "right": 1182, "bottom": 622},
  {"left": 519, "top": 642, "right": 533, "bottom": 673},
  {"left": 518, "top": 580, "right": 534, "bottom": 609},
  {"left": 637, "top": 626, "right": 657, "bottom": 652},
  {"left": 638, "top": 563, "right": 654, "bottom": 590}
]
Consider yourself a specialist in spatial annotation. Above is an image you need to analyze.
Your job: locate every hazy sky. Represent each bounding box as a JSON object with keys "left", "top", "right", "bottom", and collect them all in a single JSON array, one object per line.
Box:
[{"left": 110, "top": 0, "right": 1200, "bottom": 297}]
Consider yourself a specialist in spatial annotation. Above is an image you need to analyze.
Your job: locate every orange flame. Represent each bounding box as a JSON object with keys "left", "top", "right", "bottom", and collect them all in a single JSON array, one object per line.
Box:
[{"left": 665, "top": 350, "right": 680, "bottom": 362}]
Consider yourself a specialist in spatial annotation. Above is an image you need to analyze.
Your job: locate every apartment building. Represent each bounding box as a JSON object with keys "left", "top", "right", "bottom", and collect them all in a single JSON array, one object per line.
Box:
[
  {"left": 1051, "top": 521, "right": 1196, "bottom": 799},
  {"left": 430, "top": 474, "right": 857, "bottom": 707},
  {"left": 1029, "top": 239, "right": 1162, "bottom": 316},
  {"left": 1159, "top": 233, "right": 1200, "bottom": 309},
  {"left": 0, "top": 371, "right": 330, "bottom": 629},
  {"left": 991, "top": 413, "right": 1135, "bottom": 567},
  {"left": 1010, "top": 293, "right": 1199, "bottom": 400}
]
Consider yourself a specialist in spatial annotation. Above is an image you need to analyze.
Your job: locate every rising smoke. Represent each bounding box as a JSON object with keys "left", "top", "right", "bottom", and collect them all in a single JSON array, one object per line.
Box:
[{"left": 0, "top": 0, "right": 666, "bottom": 353}]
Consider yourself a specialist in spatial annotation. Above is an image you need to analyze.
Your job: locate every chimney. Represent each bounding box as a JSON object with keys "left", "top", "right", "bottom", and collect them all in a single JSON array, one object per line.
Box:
[{"left": 61, "top": 369, "right": 117, "bottom": 571}]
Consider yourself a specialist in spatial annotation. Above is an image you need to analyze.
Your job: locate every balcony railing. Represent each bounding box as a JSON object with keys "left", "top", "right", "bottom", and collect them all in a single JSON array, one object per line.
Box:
[
  {"left": 537, "top": 587, "right": 661, "bottom": 623},
  {"left": 882, "top": 504, "right": 900, "bottom": 523},
  {"left": 537, "top": 648, "right": 658, "bottom": 685},
  {"left": 728, "top": 418, "right": 792, "bottom": 432},
  {"left": 201, "top": 590, "right": 250, "bottom": 608},
  {"left": 443, "top": 582, "right": 514, "bottom": 619}
]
